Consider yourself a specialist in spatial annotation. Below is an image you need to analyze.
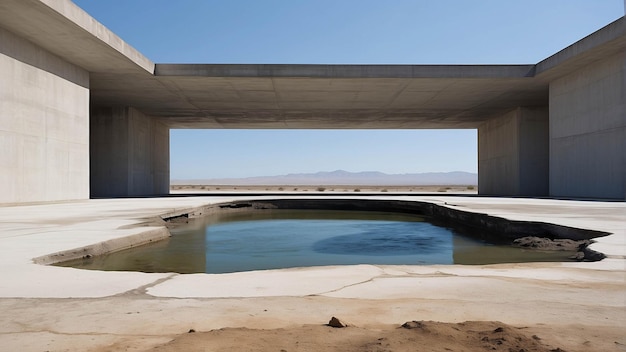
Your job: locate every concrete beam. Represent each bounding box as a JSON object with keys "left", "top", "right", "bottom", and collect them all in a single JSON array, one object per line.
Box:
[{"left": 147, "top": 68, "right": 546, "bottom": 129}]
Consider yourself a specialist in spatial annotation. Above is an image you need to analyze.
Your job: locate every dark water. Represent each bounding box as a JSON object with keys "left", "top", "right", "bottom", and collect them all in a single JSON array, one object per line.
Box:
[{"left": 57, "top": 210, "right": 576, "bottom": 273}]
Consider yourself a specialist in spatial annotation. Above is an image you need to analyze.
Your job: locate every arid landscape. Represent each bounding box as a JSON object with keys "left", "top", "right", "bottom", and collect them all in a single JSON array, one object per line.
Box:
[
  {"left": 171, "top": 184, "right": 477, "bottom": 194},
  {"left": 170, "top": 170, "right": 478, "bottom": 194}
]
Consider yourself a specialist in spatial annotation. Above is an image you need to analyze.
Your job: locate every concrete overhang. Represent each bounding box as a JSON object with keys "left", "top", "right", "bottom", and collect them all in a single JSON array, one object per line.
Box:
[
  {"left": 1, "top": 1, "right": 624, "bottom": 129},
  {"left": 535, "top": 16, "right": 626, "bottom": 80},
  {"left": 88, "top": 62, "right": 549, "bottom": 129},
  {"left": 0, "top": 0, "right": 154, "bottom": 74},
  {"left": 100, "top": 64, "right": 547, "bottom": 129}
]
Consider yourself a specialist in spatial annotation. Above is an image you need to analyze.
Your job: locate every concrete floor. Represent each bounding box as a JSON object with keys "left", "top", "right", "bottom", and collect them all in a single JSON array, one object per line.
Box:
[{"left": 0, "top": 195, "right": 624, "bottom": 351}]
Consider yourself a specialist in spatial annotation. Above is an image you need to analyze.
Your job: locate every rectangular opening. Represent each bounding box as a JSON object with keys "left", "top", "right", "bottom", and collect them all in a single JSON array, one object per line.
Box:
[{"left": 169, "top": 129, "right": 477, "bottom": 193}]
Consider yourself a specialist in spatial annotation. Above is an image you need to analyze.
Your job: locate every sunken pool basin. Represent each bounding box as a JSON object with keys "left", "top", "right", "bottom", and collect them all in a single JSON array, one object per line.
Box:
[{"left": 55, "top": 199, "right": 603, "bottom": 274}]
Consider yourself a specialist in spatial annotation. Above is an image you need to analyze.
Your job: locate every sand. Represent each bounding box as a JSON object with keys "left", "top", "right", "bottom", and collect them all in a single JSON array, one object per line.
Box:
[
  {"left": 95, "top": 319, "right": 626, "bottom": 352},
  {"left": 4, "top": 291, "right": 624, "bottom": 352},
  {"left": 140, "top": 321, "right": 624, "bottom": 352}
]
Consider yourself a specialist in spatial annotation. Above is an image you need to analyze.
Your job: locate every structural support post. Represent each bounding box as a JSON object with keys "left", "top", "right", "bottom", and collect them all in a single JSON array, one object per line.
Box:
[
  {"left": 90, "top": 107, "right": 169, "bottom": 197},
  {"left": 478, "top": 107, "right": 549, "bottom": 197},
  {"left": 549, "top": 51, "right": 626, "bottom": 200}
]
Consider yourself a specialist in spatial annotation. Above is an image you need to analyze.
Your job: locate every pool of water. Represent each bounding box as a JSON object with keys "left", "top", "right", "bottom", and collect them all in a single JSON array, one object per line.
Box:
[{"left": 57, "top": 209, "right": 577, "bottom": 273}]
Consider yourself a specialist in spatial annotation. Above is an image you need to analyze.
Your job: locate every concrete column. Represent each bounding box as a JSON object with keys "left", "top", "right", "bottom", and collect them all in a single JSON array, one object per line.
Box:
[
  {"left": 90, "top": 107, "right": 169, "bottom": 197},
  {"left": 478, "top": 107, "right": 549, "bottom": 196},
  {"left": 0, "top": 26, "right": 90, "bottom": 204},
  {"left": 549, "top": 51, "right": 625, "bottom": 200}
]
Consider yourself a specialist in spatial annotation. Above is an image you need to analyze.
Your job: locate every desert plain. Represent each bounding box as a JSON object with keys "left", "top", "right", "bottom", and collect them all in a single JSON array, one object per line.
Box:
[{"left": 170, "top": 184, "right": 478, "bottom": 194}]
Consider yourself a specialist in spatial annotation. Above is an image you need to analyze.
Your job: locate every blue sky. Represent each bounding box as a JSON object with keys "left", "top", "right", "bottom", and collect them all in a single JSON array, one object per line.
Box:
[{"left": 73, "top": 0, "right": 623, "bottom": 179}]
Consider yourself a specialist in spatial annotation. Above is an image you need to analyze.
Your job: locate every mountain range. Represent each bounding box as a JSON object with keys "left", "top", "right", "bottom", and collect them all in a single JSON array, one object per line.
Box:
[{"left": 172, "top": 170, "right": 477, "bottom": 186}]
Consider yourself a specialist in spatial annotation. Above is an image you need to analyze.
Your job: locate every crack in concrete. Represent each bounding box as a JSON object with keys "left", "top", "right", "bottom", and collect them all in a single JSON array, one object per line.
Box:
[
  {"left": 310, "top": 276, "right": 377, "bottom": 296},
  {"left": 115, "top": 274, "right": 178, "bottom": 298},
  {"left": 309, "top": 268, "right": 478, "bottom": 296},
  {"left": 308, "top": 273, "right": 447, "bottom": 296}
]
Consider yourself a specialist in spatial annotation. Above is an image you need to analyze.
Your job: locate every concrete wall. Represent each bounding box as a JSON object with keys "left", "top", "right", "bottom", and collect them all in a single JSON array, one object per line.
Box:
[
  {"left": 549, "top": 51, "right": 626, "bottom": 199},
  {"left": 0, "top": 26, "right": 89, "bottom": 204},
  {"left": 478, "top": 107, "right": 549, "bottom": 196},
  {"left": 90, "top": 107, "right": 169, "bottom": 197}
]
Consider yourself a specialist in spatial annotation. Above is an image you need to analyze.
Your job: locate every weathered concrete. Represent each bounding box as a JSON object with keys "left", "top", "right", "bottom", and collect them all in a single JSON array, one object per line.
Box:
[
  {"left": 0, "top": 195, "right": 623, "bottom": 298},
  {"left": 0, "top": 0, "right": 154, "bottom": 74},
  {"left": 0, "top": 25, "right": 90, "bottom": 204},
  {"left": 0, "top": 196, "right": 623, "bottom": 351},
  {"left": 148, "top": 65, "right": 544, "bottom": 129},
  {"left": 478, "top": 107, "right": 549, "bottom": 196},
  {"left": 549, "top": 50, "right": 626, "bottom": 199},
  {"left": 90, "top": 107, "right": 169, "bottom": 197}
]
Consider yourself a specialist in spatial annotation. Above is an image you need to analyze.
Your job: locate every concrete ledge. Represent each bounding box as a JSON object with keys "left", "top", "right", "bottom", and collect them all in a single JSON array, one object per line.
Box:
[
  {"left": 0, "top": 196, "right": 623, "bottom": 300},
  {"left": 535, "top": 16, "right": 626, "bottom": 80},
  {"left": 155, "top": 64, "right": 537, "bottom": 78},
  {"left": 223, "top": 198, "right": 609, "bottom": 241},
  {"left": 32, "top": 227, "right": 170, "bottom": 265},
  {"left": 0, "top": 0, "right": 154, "bottom": 74},
  {"left": 23, "top": 197, "right": 615, "bottom": 274}
]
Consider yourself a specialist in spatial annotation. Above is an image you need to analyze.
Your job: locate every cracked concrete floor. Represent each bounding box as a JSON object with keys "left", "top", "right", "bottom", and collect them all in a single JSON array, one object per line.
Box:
[
  {"left": 1, "top": 265, "right": 624, "bottom": 351},
  {"left": 0, "top": 196, "right": 624, "bottom": 351}
]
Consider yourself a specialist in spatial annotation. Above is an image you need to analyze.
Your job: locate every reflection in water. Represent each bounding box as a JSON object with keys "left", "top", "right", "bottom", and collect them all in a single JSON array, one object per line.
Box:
[
  {"left": 312, "top": 222, "right": 452, "bottom": 256},
  {"left": 56, "top": 210, "right": 576, "bottom": 274}
]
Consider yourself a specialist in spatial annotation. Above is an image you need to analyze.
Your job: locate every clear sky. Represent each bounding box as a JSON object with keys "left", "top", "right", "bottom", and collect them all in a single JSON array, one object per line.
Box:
[{"left": 73, "top": 0, "right": 623, "bottom": 179}]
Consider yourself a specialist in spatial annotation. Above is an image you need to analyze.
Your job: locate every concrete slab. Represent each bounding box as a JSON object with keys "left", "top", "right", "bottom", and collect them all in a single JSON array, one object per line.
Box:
[
  {"left": 0, "top": 195, "right": 623, "bottom": 299},
  {"left": 0, "top": 195, "right": 624, "bottom": 351}
]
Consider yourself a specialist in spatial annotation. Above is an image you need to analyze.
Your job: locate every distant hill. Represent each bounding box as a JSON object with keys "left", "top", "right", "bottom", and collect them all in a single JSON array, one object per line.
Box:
[{"left": 172, "top": 170, "right": 477, "bottom": 186}]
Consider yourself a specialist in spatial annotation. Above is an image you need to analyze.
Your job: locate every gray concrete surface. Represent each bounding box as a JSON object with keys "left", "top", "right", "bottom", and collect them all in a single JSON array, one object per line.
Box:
[
  {"left": 478, "top": 107, "right": 549, "bottom": 196},
  {"left": 0, "top": 196, "right": 623, "bottom": 351},
  {"left": 0, "top": 0, "right": 154, "bottom": 74},
  {"left": 0, "top": 25, "right": 90, "bottom": 204},
  {"left": 149, "top": 65, "right": 544, "bottom": 129},
  {"left": 549, "top": 50, "right": 626, "bottom": 199},
  {"left": 0, "top": 195, "right": 623, "bottom": 298},
  {"left": 90, "top": 107, "right": 169, "bottom": 197}
]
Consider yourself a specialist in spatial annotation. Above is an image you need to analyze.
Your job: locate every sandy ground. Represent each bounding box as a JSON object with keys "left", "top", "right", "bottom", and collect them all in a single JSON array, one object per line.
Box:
[
  {"left": 135, "top": 258, "right": 626, "bottom": 352},
  {"left": 3, "top": 287, "right": 624, "bottom": 352},
  {"left": 148, "top": 321, "right": 625, "bottom": 352},
  {"left": 0, "top": 195, "right": 624, "bottom": 352}
]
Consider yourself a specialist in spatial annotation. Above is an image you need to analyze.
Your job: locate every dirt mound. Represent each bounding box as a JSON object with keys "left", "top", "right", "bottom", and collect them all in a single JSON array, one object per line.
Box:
[{"left": 150, "top": 320, "right": 565, "bottom": 352}]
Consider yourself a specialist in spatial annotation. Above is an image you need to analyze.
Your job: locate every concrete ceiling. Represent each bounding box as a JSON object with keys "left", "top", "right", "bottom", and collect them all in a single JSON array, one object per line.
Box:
[
  {"left": 1, "top": 0, "right": 624, "bottom": 129},
  {"left": 91, "top": 64, "right": 547, "bottom": 129}
]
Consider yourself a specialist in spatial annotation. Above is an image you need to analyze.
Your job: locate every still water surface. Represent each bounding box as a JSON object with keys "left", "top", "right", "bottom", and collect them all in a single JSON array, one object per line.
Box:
[{"left": 58, "top": 210, "right": 575, "bottom": 273}]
